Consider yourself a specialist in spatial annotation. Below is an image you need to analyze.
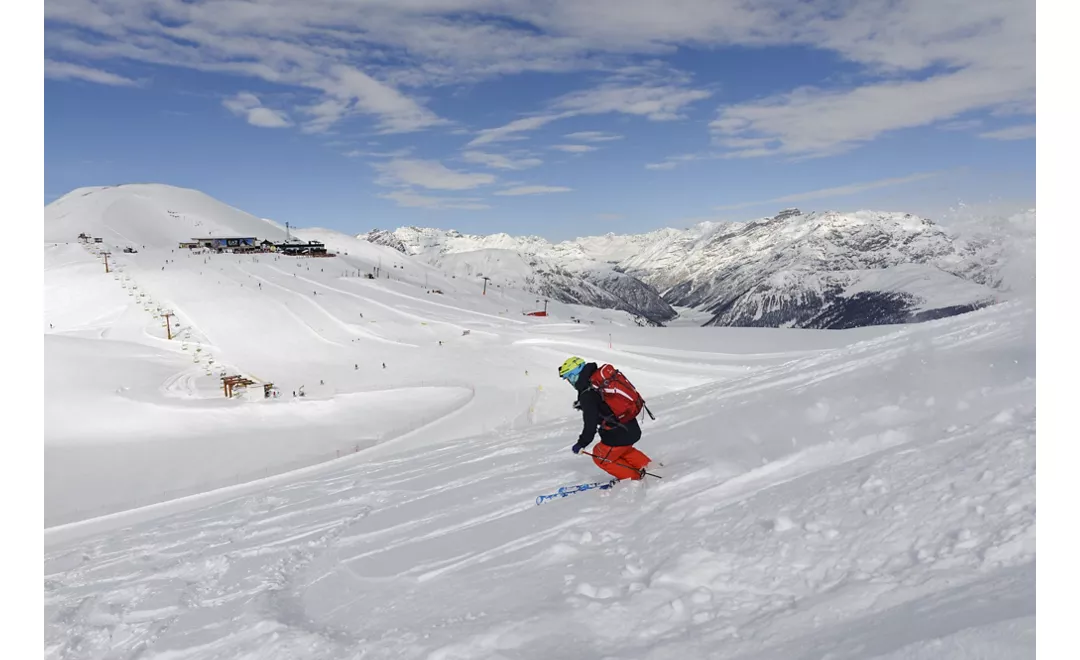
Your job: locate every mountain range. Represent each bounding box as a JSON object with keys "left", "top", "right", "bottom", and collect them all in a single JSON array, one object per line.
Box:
[
  {"left": 364, "top": 208, "right": 1029, "bottom": 329},
  {"left": 43, "top": 184, "right": 1028, "bottom": 330}
]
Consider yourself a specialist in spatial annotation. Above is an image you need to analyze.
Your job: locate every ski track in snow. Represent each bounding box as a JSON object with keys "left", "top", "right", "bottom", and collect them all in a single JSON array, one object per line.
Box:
[{"left": 45, "top": 294, "right": 1035, "bottom": 660}]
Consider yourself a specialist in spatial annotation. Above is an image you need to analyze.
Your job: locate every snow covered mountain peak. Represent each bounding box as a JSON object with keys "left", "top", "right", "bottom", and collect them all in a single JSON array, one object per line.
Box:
[
  {"left": 364, "top": 225, "right": 676, "bottom": 324},
  {"left": 45, "top": 183, "right": 290, "bottom": 248},
  {"left": 366, "top": 206, "right": 1028, "bottom": 329}
]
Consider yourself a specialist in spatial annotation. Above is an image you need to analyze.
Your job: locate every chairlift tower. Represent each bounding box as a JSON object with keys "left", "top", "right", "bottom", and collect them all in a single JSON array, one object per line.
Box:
[{"left": 162, "top": 311, "right": 176, "bottom": 340}]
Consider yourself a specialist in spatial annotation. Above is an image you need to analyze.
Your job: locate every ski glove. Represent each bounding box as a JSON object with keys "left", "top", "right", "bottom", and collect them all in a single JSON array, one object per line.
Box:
[{"left": 571, "top": 442, "right": 587, "bottom": 454}]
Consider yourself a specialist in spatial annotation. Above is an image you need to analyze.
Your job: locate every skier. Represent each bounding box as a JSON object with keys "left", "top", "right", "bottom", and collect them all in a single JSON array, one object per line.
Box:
[{"left": 558, "top": 356, "right": 651, "bottom": 480}]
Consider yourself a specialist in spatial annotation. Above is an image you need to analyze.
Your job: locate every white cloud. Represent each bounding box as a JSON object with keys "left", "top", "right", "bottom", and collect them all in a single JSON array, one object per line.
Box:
[
  {"left": 376, "top": 158, "right": 496, "bottom": 190},
  {"left": 379, "top": 190, "right": 490, "bottom": 210},
  {"left": 645, "top": 152, "right": 716, "bottom": 170},
  {"left": 979, "top": 124, "right": 1036, "bottom": 141},
  {"left": 44, "top": 59, "right": 136, "bottom": 86},
  {"left": 564, "top": 131, "right": 623, "bottom": 142},
  {"left": 706, "top": 0, "right": 1034, "bottom": 159},
  {"left": 938, "top": 119, "right": 984, "bottom": 132},
  {"left": 247, "top": 108, "right": 292, "bottom": 128},
  {"left": 550, "top": 144, "right": 597, "bottom": 153},
  {"left": 308, "top": 65, "right": 447, "bottom": 134},
  {"left": 494, "top": 185, "right": 573, "bottom": 196},
  {"left": 45, "top": 4, "right": 449, "bottom": 134},
  {"left": 222, "top": 92, "right": 292, "bottom": 128},
  {"left": 468, "top": 114, "right": 570, "bottom": 147},
  {"left": 44, "top": 0, "right": 1032, "bottom": 153},
  {"left": 462, "top": 151, "right": 543, "bottom": 170},
  {"left": 711, "top": 64, "right": 1034, "bottom": 158},
  {"left": 713, "top": 171, "right": 943, "bottom": 211},
  {"left": 41, "top": 0, "right": 771, "bottom": 97},
  {"left": 470, "top": 79, "right": 710, "bottom": 146},
  {"left": 343, "top": 147, "right": 414, "bottom": 159},
  {"left": 554, "top": 83, "right": 711, "bottom": 120}
]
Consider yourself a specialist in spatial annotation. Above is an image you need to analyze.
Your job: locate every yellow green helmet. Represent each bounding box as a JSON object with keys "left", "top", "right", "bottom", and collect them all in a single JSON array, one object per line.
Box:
[{"left": 558, "top": 356, "right": 586, "bottom": 379}]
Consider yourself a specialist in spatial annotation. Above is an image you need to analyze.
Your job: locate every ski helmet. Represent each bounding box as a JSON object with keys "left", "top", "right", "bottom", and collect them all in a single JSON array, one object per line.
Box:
[{"left": 558, "top": 356, "right": 586, "bottom": 381}]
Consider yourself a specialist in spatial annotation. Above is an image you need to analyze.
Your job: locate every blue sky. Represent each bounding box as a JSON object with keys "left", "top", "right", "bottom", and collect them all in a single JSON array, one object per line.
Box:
[{"left": 44, "top": 0, "right": 1034, "bottom": 241}]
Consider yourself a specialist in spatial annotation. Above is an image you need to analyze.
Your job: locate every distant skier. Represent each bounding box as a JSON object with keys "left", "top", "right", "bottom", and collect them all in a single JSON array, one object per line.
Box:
[{"left": 559, "top": 356, "right": 651, "bottom": 481}]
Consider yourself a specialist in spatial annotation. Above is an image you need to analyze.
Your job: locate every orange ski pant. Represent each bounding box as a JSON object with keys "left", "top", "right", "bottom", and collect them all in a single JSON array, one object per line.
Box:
[{"left": 591, "top": 442, "right": 651, "bottom": 480}]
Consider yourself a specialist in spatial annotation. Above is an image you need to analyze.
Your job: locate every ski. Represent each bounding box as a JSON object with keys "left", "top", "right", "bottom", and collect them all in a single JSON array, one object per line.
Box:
[{"left": 535, "top": 479, "right": 618, "bottom": 505}]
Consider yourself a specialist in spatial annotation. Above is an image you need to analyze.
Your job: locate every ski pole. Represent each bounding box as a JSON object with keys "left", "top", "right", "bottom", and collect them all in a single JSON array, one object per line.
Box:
[{"left": 580, "top": 450, "right": 662, "bottom": 479}]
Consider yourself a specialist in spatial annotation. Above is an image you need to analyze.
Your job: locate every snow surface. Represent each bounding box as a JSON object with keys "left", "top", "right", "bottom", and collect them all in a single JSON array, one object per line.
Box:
[
  {"left": 44, "top": 185, "right": 1035, "bottom": 659},
  {"left": 44, "top": 189, "right": 716, "bottom": 525}
]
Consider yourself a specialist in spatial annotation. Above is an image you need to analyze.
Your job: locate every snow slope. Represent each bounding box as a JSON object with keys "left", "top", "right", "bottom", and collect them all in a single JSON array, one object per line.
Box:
[
  {"left": 44, "top": 299, "right": 1035, "bottom": 660},
  {"left": 44, "top": 188, "right": 710, "bottom": 525},
  {"left": 44, "top": 184, "right": 1035, "bottom": 659},
  {"left": 44, "top": 184, "right": 289, "bottom": 247}
]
